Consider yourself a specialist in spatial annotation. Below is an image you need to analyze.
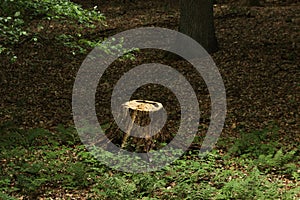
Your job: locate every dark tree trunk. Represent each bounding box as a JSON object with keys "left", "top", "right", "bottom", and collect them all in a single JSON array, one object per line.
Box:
[{"left": 179, "top": 0, "right": 218, "bottom": 53}]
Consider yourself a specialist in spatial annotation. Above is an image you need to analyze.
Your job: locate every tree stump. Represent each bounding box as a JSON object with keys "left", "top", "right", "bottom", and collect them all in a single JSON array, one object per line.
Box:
[{"left": 119, "top": 100, "right": 164, "bottom": 153}]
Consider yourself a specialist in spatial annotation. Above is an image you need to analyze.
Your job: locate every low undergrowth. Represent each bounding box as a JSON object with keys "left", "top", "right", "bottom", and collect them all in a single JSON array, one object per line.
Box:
[
  {"left": 0, "top": 0, "right": 105, "bottom": 60},
  {"left": 0, "top": 123, "right": 299, "bottom": 199}
]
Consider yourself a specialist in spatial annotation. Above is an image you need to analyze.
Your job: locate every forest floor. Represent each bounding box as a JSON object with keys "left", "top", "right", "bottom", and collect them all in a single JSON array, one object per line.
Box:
[
  {"left": 0, "top": 0, "right": 299, "bottom": 199},
  {"left": 1, "top": 0, "right": 298, "bottom": 143}
]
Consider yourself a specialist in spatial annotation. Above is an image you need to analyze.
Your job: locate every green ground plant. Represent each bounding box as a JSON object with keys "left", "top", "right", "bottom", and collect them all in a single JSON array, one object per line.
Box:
[
  {"left": 0, "top": 0, "right": 105, "bottom": 59},
  {"left": 0, "top": 123, "right": 299, "bottom": 199}
]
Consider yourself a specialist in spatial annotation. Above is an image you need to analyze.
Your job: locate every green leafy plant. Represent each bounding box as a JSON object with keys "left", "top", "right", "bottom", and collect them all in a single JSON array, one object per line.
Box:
[
  {"left": 0, "top": 0, "right": 105, "bottom": 58},
  {"left": 255, "top": 148, "right": 297, "bottom": 172},
  {"left": 0, "top": 193, "right": 18, "bottom": 200},
  {"left": 216, "top": 167, "right": 281, "bottom": 199},
  {"left": 228, "top": 127, "right": 279, "bottom": 158},
  {"left": 0, "top": 124, "right": 299, "bottom": 199}
]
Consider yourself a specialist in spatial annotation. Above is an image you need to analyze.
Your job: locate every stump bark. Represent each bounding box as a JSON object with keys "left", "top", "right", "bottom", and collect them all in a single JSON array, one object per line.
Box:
[{"left": 120, "top": 100, "right": 164, "bottom": 153}]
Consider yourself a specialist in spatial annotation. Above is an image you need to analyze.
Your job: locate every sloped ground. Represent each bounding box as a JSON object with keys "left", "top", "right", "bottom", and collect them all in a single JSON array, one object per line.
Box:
[{"left": 1, "top": 0, "right": 298, "bottom": 144}]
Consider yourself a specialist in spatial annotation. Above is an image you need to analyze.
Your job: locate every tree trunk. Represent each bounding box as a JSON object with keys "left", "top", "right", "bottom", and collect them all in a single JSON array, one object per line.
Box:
[{"left": 179, "top": 0, "right": 218, "bottom": 53}]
